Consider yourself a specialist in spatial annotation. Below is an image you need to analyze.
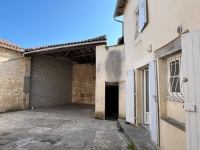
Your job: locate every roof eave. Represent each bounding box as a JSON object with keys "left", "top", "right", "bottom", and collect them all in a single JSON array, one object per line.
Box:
[
  {"left": 0, "top": 44, "right": 24, "bottom": 52},
  {"left": 24, "top": 40, "right": 107, "bottom": 56},
  {"left": 113, "top": 0, "right": 129, "bottom": 18}
]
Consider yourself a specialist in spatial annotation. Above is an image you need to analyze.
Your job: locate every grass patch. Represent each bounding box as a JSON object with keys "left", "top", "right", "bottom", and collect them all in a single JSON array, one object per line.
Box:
[{"left": 127, "top": 143, "right": 135, "bottom": 150}]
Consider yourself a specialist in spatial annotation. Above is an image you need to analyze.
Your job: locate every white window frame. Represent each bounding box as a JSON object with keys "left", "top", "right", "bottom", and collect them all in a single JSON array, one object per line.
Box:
[
  {"left": 133, "top": 2, "right": 141, "bottom": 46},
  {"left": 166, "top": 55, "right": 184, "bottom": 101}
]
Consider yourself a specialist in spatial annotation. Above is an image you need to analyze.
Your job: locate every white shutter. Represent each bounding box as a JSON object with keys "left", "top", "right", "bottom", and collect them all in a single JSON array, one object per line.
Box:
[
  {"left": 139, "top": 0, "right": 147, "bottom": 32},
  {"left": 181, "top": 29, "right": 200, "bottom": 150},
  {"left": 126, "top": 70, "right": 135, "bottom": 124},
  {"left": 149, "top": 60, "right": 159, "bottom": 145}
]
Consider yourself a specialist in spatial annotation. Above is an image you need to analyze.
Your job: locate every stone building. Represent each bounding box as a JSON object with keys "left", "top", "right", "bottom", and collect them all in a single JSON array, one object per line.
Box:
[
  {"left": 0, "top": 36, "right": 126, "bottom": 121},
  {"left": 0, "top": 39, "right": 30, "bottom": 112}
]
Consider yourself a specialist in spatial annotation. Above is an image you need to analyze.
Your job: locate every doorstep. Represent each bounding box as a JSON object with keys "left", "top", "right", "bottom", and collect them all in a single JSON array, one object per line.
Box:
[{"left": 117, "top": 119, "right": 158, "bottom": 150}]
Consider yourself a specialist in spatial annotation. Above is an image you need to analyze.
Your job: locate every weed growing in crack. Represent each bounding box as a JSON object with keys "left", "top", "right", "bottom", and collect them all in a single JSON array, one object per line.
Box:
[{"left": 127, "top": 143, "right": 135, "bottom": 150}]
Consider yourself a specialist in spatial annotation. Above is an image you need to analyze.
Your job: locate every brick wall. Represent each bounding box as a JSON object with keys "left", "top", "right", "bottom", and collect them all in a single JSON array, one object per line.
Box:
[
  {"left": 72, "top": 63, "right": 95, "bottom": 104},
  {"left": 30, "top": 56, "right": 73, "bottom": 107},
  {"left": 0, "top": 47, "right": 29, "bottom": 112}
]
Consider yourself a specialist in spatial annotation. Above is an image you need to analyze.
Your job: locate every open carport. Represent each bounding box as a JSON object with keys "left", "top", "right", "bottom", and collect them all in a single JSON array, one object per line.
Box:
[{"left": 24, "top": 35, "right": 106, "bottom": 109}]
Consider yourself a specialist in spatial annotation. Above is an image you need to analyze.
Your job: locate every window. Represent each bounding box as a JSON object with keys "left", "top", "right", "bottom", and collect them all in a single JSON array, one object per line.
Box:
[
  {"left": 169, "top": 59, "right": 181, "bottom": 93},
  {"left": 139, "top": 0, "right": 147, "bottom": 32},
  {"left": 161, "top": 55, "right": 184, "bottom": 101},
  {"left": 134, "top": 0, "right": 147, "bottom": 45},
  {"left": 135, "top": 6, "right": 139, "bottom": 39}
]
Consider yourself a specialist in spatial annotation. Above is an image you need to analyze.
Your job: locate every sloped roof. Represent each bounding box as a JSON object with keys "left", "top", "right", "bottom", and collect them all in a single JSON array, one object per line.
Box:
[
  {"left": 114, "top": 0, "right": 129, "bottom": 17},
  {"left": 25, "top": 35, "right": 107, "bottom": 52},
  {"left": 0, "top": 39, "right": 23, "bottom": 52}
]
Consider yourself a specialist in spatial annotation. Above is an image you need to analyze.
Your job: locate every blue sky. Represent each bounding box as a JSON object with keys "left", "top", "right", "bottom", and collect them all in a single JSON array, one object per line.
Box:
[{"left": 0, "top": 0, "right": 123, "bottom": 48}]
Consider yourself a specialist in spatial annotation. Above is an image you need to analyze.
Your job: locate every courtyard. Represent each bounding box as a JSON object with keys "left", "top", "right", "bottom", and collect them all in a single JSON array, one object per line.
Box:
[{"left": 0, "top": 104, "right": 128, "bottom": 150}]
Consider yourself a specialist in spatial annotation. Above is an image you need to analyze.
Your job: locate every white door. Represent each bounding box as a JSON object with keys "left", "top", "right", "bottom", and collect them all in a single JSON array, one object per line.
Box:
[
  {"left": 149, "top": 60, "right": 159, "bottom": 145},
  {"left": 182, "top": 29, "right": 200, "bottom": 150},
  {"left": 143, "top": 69, "right": 150, "bottom": 124},
  {"left": 126, "top": 70, "right": 135, "bottom": 124}
]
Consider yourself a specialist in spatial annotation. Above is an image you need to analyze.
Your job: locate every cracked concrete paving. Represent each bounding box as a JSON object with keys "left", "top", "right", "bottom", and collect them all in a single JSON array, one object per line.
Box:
[{"left": 0, "top": 104, "right": 128, "bottom": 150}]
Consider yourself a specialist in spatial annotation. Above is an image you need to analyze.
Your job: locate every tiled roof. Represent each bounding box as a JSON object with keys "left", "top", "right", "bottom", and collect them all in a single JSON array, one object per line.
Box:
[
  {"left": 0, "top": 39, "right": 22, "bottom": 51},
  {"left": 25, "top": 35, "right": 107, "bottom": 51}
]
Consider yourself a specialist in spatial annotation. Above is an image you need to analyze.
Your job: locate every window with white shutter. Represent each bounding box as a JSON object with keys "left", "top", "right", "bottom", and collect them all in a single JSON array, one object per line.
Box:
[
  {"left": 139, "top": 0, "right": 147, "bottom": 32},
  {"left": 134, "top": 6, "right": 139, "bottom": 39}
]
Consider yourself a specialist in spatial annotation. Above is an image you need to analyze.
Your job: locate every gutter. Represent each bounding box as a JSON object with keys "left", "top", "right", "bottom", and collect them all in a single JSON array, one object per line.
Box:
[
  {"left": 113, "top": 1, "right": 124, "bottom": 36},
  {"left": 114, "top": 17, "right": 124, "bottom": 37},
  {"left": 24, "top": 40, "right": 107, "bottom": 55}
]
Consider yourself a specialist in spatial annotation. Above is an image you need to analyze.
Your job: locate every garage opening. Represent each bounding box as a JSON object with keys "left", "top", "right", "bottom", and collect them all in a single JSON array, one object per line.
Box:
[
  {"left": 25, "top": 35, "right": 107, "bottom": 110},
  {"left": 105, "top": 82, "right": 119, "bottom": 120}
]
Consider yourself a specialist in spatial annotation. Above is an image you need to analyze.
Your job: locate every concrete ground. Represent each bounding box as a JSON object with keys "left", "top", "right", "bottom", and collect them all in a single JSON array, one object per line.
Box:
[{"left": 0, "top": 104, "right": 128, "bottom": 150}]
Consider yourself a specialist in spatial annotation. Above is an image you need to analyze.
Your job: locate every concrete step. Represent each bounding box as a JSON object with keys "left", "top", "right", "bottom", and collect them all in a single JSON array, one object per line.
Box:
[
  {"left": 137, "top": 124, "right": 151, "bottom": 139},
  {"left": 117, "top": 119, "right": 158, "bottom": 150}
]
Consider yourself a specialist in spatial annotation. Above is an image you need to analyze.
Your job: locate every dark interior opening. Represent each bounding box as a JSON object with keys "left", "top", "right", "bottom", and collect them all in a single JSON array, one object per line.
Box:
[{"left": 105, "top": 83, "right": 119, "bottom": 120}]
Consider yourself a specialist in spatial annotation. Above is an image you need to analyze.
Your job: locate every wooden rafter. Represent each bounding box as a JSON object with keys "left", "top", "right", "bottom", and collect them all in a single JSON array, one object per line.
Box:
[{"left": 75, "top": 52, "right": 95, "bottom": 57}]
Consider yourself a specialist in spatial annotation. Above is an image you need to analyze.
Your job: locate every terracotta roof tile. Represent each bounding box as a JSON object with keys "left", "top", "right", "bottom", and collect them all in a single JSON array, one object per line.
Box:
[
  {"left": 25, "top": 35, "right": 107, "bottom": 51},
  {"left": 0, "top": 39, "right": 22, "bottom": 51}
]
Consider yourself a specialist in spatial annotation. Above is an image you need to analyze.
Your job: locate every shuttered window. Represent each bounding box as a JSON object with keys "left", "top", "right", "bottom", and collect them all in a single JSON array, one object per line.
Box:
[
  {"left": 135, "top": 6, "right": 139, "bottom": 39},
  {"left": 139, "top": 0, "right": 147, "bottom": 32}
]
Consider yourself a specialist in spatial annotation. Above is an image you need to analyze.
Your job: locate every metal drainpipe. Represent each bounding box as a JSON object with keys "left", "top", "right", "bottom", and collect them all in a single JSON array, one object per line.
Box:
[{"left": 114, "top": 17, "right": 124, "bottom": 37}]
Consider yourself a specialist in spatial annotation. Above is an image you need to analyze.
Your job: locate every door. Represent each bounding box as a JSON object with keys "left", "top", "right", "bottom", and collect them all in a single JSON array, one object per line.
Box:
[
  {"left": 149, "top": 60, "right": 159, "bottom": 145},
  {"left": 143, "top": 69, "right": 150, "bottom": 124},
  {"left": 182, "top": 29, "right": 200, "bottom": 150},
  {"left": 126, "top": 70, "right": 135, "bottom": 124},
  {"left": 105, "top": 83, "right": 119, "bottom": 120}
]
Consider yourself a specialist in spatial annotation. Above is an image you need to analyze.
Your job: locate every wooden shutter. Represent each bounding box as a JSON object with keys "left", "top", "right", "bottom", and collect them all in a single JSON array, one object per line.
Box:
[
  {"left": 149, "top": 60, "right": 159, "bottom": 145},
  {"left": 126, "top": 70, "right": 135, "bottom": 124},
  {"left": 139, "top": 0, "right": 147, "bottom": 32},
  {"left": 182, "top": 29, "right": 200, "bottom": 150}
]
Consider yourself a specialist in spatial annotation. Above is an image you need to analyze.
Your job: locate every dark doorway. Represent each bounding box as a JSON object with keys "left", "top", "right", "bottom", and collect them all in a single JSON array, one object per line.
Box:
[{"left": 105, "top": 82, "right": 119, "bottom": 120}]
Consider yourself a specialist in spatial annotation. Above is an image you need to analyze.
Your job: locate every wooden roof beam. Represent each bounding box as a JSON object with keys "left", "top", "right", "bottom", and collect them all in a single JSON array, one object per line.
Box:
[{"left": 75, "top": 52, "right": 95, "bottom": 57}]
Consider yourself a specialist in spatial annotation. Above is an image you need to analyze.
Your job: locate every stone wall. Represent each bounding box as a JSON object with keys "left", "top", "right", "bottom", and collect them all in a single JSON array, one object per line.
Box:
[
  {"left": 0, "top": 47, "right": 30, "bottom": 112},
  {"left": 72, "top": 63, "right": 95, "bottom": 104}
]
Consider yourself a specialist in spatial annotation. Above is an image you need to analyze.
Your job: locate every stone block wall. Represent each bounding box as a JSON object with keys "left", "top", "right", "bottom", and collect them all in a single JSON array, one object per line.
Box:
[
  {"left": 0, "top": 47, "right": 30, "bottom": 112},
  {"left": 72, "top": 63, "right": 95, "bottom": 104}
]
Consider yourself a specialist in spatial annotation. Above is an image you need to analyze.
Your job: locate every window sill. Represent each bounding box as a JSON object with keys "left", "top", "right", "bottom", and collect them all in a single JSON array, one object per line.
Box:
[
  {"left": 161, "top": 116, "right": 185, "bottom": 131},
  {"left": 134, "top": 34, "right": 141, "bottom": 46}
]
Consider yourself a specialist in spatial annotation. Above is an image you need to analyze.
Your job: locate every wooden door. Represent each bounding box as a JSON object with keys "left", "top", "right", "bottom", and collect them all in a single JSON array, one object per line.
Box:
[
  {"left": 149, "top": 60, "right": 159, "bottom": 145},
  {"left": 182, "top": 29, "right": 200, "bottom": 150},
  {"left": 126, "top": 70, "right": 135, "bottom": 124}
]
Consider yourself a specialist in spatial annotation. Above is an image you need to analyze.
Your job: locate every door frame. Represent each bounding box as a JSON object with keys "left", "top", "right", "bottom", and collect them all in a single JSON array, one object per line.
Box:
[{"left": 143, "top": 68, "right": 150, "bottom": 125}]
